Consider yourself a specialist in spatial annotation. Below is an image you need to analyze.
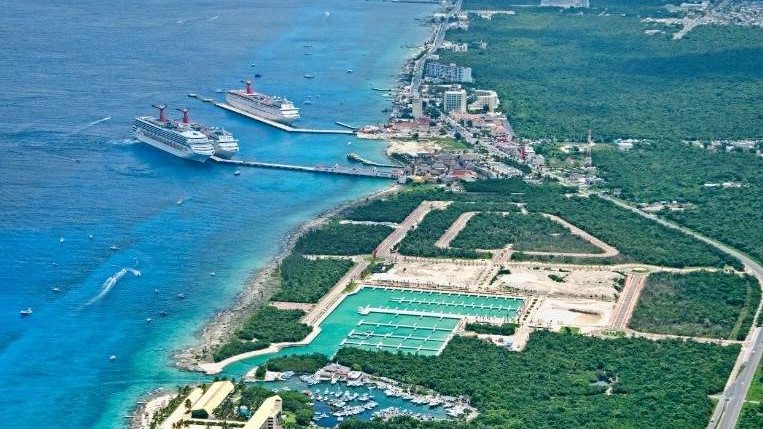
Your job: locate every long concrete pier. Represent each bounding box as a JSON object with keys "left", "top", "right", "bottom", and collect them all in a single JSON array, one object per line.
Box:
[
  {"left": 210, "top": 156, "right": 400, "bottom": 179},
  {"left": 213, "top": 101, "right": 355, "bottom": 135}
]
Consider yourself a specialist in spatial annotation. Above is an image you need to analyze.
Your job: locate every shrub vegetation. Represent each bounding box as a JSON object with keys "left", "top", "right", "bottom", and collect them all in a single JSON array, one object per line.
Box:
[
  {"left": 630, "top": 271, "right": 762, "bottom": 340},
  {"left": 294, "top": 222, "right": 392, "bottom": 255},
  {"left": 214, "top": 306, "right": 311, "bottom": 362},
  {"left": 335, "top": 331, "right": 737, "bottom": 429},
  {"left": 273, "top": 255, "right": 354, "bottom": 303}
]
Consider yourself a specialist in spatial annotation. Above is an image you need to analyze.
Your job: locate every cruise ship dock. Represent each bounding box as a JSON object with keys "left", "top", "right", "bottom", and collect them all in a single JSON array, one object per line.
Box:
[{"left": 189, "top": 94, "right": 355, "bottom": 135}]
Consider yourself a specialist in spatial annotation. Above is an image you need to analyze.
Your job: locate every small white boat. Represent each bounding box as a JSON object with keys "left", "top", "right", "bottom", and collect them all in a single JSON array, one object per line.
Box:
[
  {"left": 304, "top": 74, "right": 315, "bottom": 79},
  {"left": 209, "top": 272, "right": 216, "bottom": 276},
  {"left": 20, "top": 308, "right": 33, "bottom": 316},
  {"left": 109, "top": 355, "right": 117, "bottom": 361},
  {"left": 346, "top": 69, "right": 353, "bottom": 74},
  {"left": 109, "top": 245, "right": 119, "bottom": 251},
  {"left": 234, "top": 170, "right": 241, "bottom": 176},
  {"left": 88, "top": 234, "right": 94, "bottom": 240},
  {"left": 176, "top": 199, "right": 184, "bottom": 205},
  {"left": 59, "top": 237, "right": 65, "bottom": 244},
  {"left": 177, "top": 293, "right": 186, "bottom": 299},
  {"left": 52, "top": 287, "right": 61, "bottom": 293},
  {"left": 188, "top": 93, "right": 198, "bottom": 98},
  {"left": 146, "top": 318, "right": 152, "bottom": 324}
]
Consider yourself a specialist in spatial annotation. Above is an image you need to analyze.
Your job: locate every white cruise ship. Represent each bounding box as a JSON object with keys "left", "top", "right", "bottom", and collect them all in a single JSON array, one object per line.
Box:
[
  {"left": 199, "top": 126, "right": 239, "bottom": 159},
  {"left": 226, "top": 80, "right": 300, "bottom": 124},
  {"left": 133, "top": 106, "right": 215, "bottom": 162}
]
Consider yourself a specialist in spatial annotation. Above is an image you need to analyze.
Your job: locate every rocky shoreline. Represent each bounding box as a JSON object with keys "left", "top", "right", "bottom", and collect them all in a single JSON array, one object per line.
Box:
[{"left": 172, "top": 184, "right": 400, "bottom": 371}]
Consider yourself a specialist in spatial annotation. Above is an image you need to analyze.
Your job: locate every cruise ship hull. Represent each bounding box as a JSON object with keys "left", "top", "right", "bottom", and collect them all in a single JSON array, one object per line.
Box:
[
  {"left": 134, "top": 133, "right": 212, "bottom": 162},
  {"left": 212, "top": 143, "right": 239, "bottom": 159},
  {"left": 225, "top": 92, "right": 299, "bottom": 125}
]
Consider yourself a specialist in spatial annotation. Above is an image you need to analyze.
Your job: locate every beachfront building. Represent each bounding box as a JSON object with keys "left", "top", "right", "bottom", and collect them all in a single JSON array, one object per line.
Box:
[
  {"left": 468, "top": 90, "right": 499, "bottom": 113},
  {"left": 158, "top": 381, "right": 282, "bottom": 429},
  {"left": 244, "top": 395, "right": 283, "bottom": 429},
  {"left": 424, "top": 62, "right": 473, "bottom": 83},
  {"left": 191, "top": 380, "right": 235, "bottom": 418},
  {"left": 443, "top": 89, "right": 467, "bottom": 114}
]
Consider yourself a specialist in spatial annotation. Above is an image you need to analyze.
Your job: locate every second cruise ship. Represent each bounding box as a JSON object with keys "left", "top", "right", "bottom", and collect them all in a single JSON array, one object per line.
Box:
[
  {"left": 226, "top": 79, "right": 300, "bottom": 124},
  {"left": 133, "top": 106, "right": 223, "bottom": 162}
]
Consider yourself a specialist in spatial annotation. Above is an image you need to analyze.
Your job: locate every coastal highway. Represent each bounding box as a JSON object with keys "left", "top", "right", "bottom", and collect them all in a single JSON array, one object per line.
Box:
[
  {"left": 410, "top": 0, "right": 460, "bottom": 95},
  {"left": 592, "top": 194, "right": 763, "bottom": 429},
  {"left": 709, "top": 327, "right": 762, "bottom": 429}
]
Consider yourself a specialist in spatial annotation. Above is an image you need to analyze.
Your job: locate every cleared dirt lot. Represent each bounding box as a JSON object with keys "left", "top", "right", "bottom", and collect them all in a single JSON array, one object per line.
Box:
[
  {"left": 495, "top": 266, "right": 622, "bottom": 300},
  {"left": 370, "top": 259, "right": 488, "bottom": 289},
  {"left": 530, "top": 297, "right": 615, "bottom": 332}
]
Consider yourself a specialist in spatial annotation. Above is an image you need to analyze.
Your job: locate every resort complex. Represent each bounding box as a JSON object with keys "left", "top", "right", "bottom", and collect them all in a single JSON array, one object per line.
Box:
[
  {"left": 7, "top": 0, "right": 760, "bottom": 428},
  {"left": 135, "top": 0, "right": 763, "bottom": 428}
]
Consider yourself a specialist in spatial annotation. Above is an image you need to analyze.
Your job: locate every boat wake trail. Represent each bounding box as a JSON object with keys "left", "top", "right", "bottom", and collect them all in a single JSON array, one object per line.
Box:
[
  {"left": 84, "top": 268, "right": 141, "bottom": 306},
  {"left": 73, "top": 116, "right": 111, "bottom": 133}
]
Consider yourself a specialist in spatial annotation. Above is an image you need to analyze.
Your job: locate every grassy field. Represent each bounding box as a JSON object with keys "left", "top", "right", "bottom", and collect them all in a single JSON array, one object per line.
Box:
[
  {"left": 450, "top": 211, "right": 603, "bottom": 253},
  {"left": 441, "top": 6, "right": 763, "bottom": 141},
  {"left": 629, "top": 271, "right": 761, "bottom": 340}
]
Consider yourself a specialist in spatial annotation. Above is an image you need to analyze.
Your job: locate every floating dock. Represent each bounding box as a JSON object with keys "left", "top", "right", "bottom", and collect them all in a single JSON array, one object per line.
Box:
[{"left": 210, "top": 156, "right": 400, "bottom": 179}]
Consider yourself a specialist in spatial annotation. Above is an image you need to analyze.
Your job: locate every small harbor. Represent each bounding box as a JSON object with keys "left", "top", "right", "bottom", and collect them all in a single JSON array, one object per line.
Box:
[{"left": 250, "top": 363, "right": 477, "bottom": 427}]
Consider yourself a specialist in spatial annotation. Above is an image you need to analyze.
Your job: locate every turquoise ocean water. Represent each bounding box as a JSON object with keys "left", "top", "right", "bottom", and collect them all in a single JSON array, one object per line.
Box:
[{"left": 0, "top": 1, "right": 436, "bottom": 427}]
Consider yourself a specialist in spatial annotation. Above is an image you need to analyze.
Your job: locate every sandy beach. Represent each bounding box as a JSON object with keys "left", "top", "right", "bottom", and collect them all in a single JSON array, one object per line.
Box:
[{"left": 130, "top": 390, "right": 176, "bottom": 429}]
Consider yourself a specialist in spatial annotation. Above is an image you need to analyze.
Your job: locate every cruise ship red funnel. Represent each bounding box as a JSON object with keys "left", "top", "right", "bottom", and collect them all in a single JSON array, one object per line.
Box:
[
  {"left": 152, "top": 104, "right": 167, "bottom": 122},
  {"left": 176, "top": 108, "right": 190, "bottom": 124},
  {"left": 241, "top": 79, "right": 253, "bottom": 94}
]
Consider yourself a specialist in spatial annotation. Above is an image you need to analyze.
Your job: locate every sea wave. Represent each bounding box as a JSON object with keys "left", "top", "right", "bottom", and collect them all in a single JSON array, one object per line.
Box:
[{"left": 84, "top": 268, "right": 141, "bottom": 307}]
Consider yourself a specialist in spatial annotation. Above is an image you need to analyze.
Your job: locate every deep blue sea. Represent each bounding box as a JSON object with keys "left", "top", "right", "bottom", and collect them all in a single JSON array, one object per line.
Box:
[{"left": 0, "top": 1, "right": 435, "bottom": 427}]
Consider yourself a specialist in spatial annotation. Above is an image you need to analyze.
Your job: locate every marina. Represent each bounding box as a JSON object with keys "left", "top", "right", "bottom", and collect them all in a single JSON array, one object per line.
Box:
[
  {"left": 222, "top": 286, "right": 525, "bottom": 376},
  {"left": 250, "top": 363, "right": 476, "bottom": 427}
]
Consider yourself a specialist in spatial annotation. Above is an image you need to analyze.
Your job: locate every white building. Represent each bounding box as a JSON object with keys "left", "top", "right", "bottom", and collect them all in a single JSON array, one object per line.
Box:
[
  {"left": 468, "top": 90, "right": 500, "bottom": 113},
  {"left": 443, "top": 89, "right": 467, "bottom": 114},
  {"left": 411, "top": 97, "right": 423, "bottom": 118},
  {"left": 424, "top": 62, "right": 473, "bottom": 83}
]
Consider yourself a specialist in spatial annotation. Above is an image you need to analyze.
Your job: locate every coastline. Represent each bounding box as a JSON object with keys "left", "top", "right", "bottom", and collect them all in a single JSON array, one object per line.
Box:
[
  {"left": 171, "top": 5, "right": 442, "bottom": 372},
  {"left": 173, "top": 183, "right": 400, "bottom": 371}
]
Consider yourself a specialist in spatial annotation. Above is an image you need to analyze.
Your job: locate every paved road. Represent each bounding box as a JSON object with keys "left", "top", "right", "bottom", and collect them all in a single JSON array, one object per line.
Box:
[
  {"left": 709, "top": 328, "right": 763, "bottom": 429},
  {"left": 595, "top": 194, "right": 763, "bottom": 429},
  {"left": 611, "top": 274, "right": 646, "bottom": 329},
  {"left": 435, "top": 211, "right": 476, "bottom": 248}
]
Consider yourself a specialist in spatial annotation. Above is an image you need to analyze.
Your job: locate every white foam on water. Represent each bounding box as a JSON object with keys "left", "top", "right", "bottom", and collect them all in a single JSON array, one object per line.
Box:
[
  {"left": 73, "top": 116, "right": 111, "bottom": 134},
  {"left": 84, "top": 268, "right": 141, "bottom": 306}
]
